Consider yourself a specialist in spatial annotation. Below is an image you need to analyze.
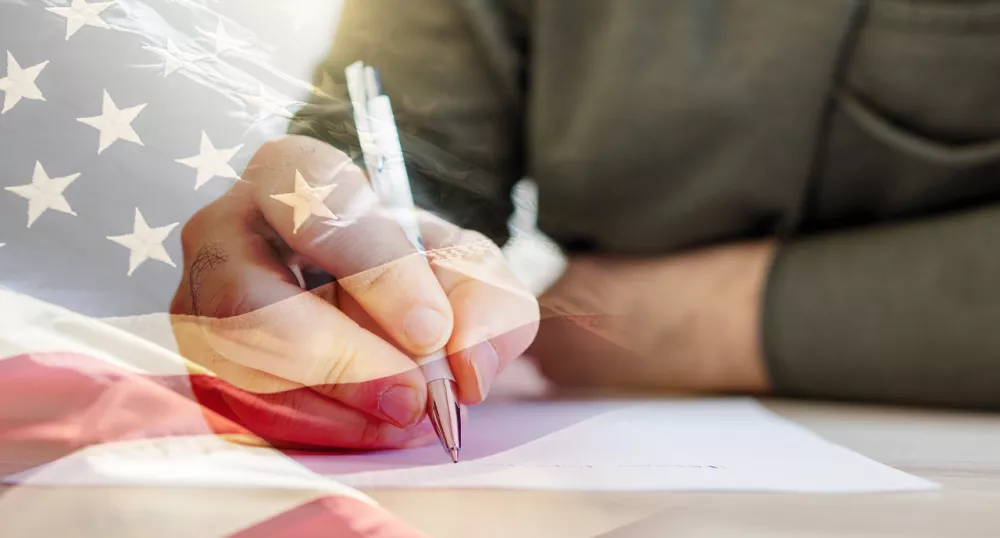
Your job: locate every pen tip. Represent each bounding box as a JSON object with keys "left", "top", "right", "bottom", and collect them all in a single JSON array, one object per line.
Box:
[{"left": 450, "top": 448, "right": 460, "bottom": 463}]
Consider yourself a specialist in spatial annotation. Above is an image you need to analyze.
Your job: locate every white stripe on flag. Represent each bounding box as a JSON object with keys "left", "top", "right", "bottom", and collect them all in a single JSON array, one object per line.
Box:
[{"left": 0, "top": 289, "right": 192, "bottom": 376}]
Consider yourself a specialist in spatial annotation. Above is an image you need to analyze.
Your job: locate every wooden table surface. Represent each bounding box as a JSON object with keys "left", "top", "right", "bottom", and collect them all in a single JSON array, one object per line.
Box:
[
  {"left": 368, "top": 399, "right": 1000, "bottom": 538},
  {"left": 3, "top": 398, "right": 999, "bottom": 537}
]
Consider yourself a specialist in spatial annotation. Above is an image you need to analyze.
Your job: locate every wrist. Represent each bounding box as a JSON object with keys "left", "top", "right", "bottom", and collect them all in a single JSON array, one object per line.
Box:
[
  {"left": 715, "top": 240, "right": 775, "bottom": 394},
  {"left": 631, "top": 239, "right": 776, "bottom": 394}
]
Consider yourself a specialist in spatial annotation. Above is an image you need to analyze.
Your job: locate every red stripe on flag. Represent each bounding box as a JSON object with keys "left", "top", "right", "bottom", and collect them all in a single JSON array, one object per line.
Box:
[
  {"left": 0, "top": 352, "right": 254, "bottom": 477},
  {"left": 0, "top": 351, "right": 407, "bottom": 477},
  {"left": 0, "top": 351, "right": 428, "bottom": 536}
]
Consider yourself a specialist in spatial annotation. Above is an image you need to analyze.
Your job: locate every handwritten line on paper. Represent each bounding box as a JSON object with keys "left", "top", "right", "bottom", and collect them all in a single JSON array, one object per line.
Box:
[
  {"left": 464, "top": 464, "right": 726, "bottom": 470},
  {"left": 295, "top": 398, "right": 940, "bottom": 493}
]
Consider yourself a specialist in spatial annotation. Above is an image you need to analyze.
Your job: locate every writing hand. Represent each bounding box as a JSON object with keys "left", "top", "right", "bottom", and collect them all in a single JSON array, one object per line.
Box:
[{"left": 169, "top": 136, "right": 538, "bottom": 449}]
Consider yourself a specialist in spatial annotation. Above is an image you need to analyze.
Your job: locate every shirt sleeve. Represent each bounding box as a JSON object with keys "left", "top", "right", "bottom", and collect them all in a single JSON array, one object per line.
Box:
[
  {"left": 763, "top": 204, "right": 1000, "bottom": 409},
  {"left": 288, "top": 0, "right": 527, "bottom": 246}
]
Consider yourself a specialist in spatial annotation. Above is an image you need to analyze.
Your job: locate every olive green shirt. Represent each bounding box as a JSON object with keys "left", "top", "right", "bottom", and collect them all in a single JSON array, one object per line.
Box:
[{"left": 291, "top": 0, "right": 1000, "bottom": 409}]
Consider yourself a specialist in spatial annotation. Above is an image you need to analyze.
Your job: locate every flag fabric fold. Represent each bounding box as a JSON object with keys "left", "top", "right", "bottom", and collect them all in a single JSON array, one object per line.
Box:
[{"left": 0, "top": 288, "right": 427, "bottom": 537}]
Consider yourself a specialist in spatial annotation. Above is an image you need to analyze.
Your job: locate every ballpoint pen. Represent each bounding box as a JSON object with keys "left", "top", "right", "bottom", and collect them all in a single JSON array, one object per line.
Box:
[{"left": 345, "top": 60, "right": 462, "bottom": 463}]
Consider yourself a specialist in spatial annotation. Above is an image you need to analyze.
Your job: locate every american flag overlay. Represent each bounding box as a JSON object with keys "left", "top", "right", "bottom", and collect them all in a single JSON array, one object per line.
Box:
[
  {"left": 0, "top": 0, "right": 431, "bottom": 535},
  {"left": 0, "top": 0, "right": 338, "bottom": 316}
]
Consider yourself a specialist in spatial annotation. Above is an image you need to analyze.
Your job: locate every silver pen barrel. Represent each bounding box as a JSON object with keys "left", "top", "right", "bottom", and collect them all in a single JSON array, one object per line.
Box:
[
  {"left": 417, "top": 351, "right": 462, "bottom": 462},
  {"left": 427, "top": 378, "right": 462, "bottom": 462},
  {"left": 347, "top": 61, "right": 463, "bottom": 462}
]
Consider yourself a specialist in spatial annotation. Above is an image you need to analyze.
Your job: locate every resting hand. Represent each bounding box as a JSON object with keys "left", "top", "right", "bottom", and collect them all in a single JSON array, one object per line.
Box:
[{"left": 531, "top": 240, "right": 775, "bottom": 394}]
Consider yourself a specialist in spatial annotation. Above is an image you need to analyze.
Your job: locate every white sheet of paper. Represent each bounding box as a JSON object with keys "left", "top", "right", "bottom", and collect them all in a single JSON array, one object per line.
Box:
[
  {"left": 6, "top": 295, "right": 934, "bottom": 494},
  {"left": 294, "top": 398, "right": 938, "bottom": 493}
]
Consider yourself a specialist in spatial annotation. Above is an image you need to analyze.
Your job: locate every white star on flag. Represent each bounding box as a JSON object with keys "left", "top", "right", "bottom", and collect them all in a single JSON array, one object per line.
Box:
[
  {"left": 77, "top": 90, "right": 147, "bottom": 154},
  {"left": 106, "top": 208, "right": 179, "bottom": 276},
  {"left": 198, "top": 20, "right": 250, "bottom": 55},
  {"left": 0, "top": 51, "right": 48, "bottom": 113},
  {"left": 46, "top": 0, "right": 115, "bottom": 40},
  {"left": 5, "top": 162, "right": 81, "bottom": 228},
  {"left": 141, "top": 38, "right": 207, "bottom": 77},
  {"left": 175, "top": 131, "right": 243, "bottom": 190},
  {"left": 242, "top": 84, "right": 296, "bottom": 121},
  {"left": 270, "top": 170, "right": 339, "bottom": 233}
]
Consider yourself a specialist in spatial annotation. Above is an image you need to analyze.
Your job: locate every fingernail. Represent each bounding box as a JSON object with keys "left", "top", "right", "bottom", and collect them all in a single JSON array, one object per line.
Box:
[
  {"left": 404, "top": 306, "right": 449, "bottom": 350},
  {"left": 378, "top": 385, "right": 422, "bottom": 427},
  {"left": 469, "top": 340, "right": 499, "bottom": 399}
]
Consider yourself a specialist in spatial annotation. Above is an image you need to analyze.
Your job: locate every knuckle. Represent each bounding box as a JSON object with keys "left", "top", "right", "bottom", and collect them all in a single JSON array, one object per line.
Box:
[
  {"left": 245, "top": 138, "right": 303, "bottom": 185},
  {"left": 346, "top": 256, "right": 408, "bottom": 298},
  {"left": 255, "top": 137, "right": 288, "bottom": 157},
  {"left": 319, "top": 337, "right": 362, "bottom": 388},
  {"left": 249, "top": 135, "right": 351, "bottom": 178},
  {"left": 249, "top": 137, "right": 297, "bottom": 172},
  {"left": 357, "top": 419, "right": 383, "bottom": 447}
]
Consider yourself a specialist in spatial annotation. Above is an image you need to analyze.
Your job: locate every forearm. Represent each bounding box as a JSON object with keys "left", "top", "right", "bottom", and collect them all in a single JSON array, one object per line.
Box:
[{"left": 764, "top": 204, "right": 1000, "bottom": 409}]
